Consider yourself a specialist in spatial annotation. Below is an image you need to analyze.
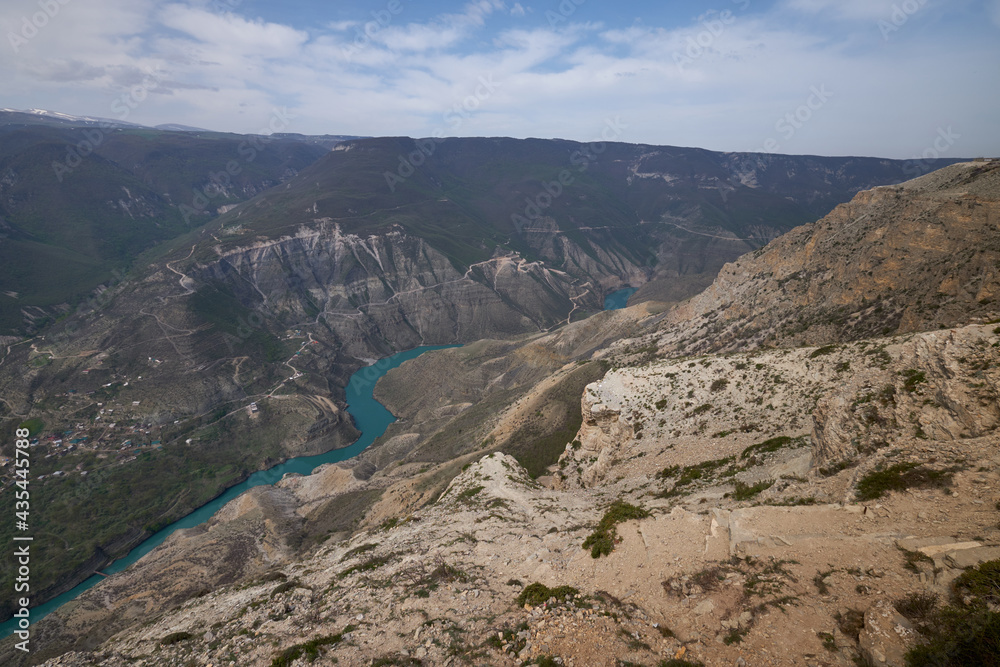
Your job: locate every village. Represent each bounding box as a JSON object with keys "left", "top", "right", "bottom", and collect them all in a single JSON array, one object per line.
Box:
[{"left": 0, "top": 327, "right": 312, "bottom": 493}]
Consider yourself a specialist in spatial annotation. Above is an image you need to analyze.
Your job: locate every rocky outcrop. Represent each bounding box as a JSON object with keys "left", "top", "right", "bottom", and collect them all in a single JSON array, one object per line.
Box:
[
  {"left": 859, "top": 599, "right": 918, "bottom": 667},
  {"left": 577, "top": 375, "right": 635, "bottom": 486},
  {"left": 811, "top": 326, "right": 1000, "bottom": 464},
  {"left": 15, "top": 484, "right": 305, "bottom": 666},
  {"left": 634, "top": 161, "right": 1000, "bottom": 358}
]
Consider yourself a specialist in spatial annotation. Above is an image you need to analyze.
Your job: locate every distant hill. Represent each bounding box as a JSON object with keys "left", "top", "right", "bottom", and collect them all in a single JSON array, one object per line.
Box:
[{"left": 0, "top": 118, "right": 332, "bottom": 333}]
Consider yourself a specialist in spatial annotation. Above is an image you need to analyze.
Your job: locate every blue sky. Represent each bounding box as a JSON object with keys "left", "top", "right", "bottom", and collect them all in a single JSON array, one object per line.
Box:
[{"left": 1, "top": 0, "right": 998, "bottom": 158}]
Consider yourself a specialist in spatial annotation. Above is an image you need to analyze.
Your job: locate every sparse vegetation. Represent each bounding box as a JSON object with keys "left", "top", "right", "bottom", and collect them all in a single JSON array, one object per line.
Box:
[
  {"left": 160, "top": 631, "right": 195, "bottom": 646},
  {"left": 904, "top": 560, "right": 1000, "bottom": 666},
  {"left": 583, "top": 501, "right": 651, "bottom": 558},
  {"left": 902, "top": 369, "right": 928, "bottom": 393},
  {"left": 270, "top": 629, "right": 353, "bottom": 667},
  {"left": 731, "top": 479, "right": 775, "bottom": 501},
  {"left": 855, "top": 463, "right": 954, "bottom": 501},
  {"left": 516, "top": 582, "right": 580, "bottom": 607}
]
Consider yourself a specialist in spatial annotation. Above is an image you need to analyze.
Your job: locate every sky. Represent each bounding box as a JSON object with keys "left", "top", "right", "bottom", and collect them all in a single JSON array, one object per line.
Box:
[{"left": 1, "top": 0, "right": 998, "bottom": 158}]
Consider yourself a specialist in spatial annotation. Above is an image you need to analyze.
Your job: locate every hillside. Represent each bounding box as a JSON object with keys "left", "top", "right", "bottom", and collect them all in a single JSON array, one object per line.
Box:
[
  {"left": 8, "top": 161, "right": 1000, "bottom": 667},
  {"left": 0, "top": 138, "right": 950, "bottom": 620},
  {"left": 0, "top": 117, "right": 331, "bottom": 333}
]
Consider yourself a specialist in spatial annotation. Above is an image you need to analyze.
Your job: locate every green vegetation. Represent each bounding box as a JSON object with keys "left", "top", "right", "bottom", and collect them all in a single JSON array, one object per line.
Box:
[
  {"left": 656, "top": 456, "right": 736, "bottom": 497},
  {"left": 809, "top": 345, "right": 839, "bottom": 358},
  {"left": 658, "top": 659, "right": 705, "bottom": 667},
  {"left": 855, "top": 463, "right": 954, "bottom": 501},
  {"left": 904, "top": 560, "right": 1000, "bottom": 667},
  {"left": 902, "top": 369, "right": 928, "bottom": 393},
  {"left": 731, "top": 479, "right": 775, "bottom": 501},
  {"left": 709, "top": 378, "right": 729, "bottom": 392},
  {"left": 456, "top": 485, "right": 485, "bottom": 504},
  {"left": 500, "top": 360, "right": 609, "bottom": 478},
  {"left": 741, "top": 435, "right": 806, "bottom": 460},
  {"left": 338, "top": 555, "right": 392, "bottom": 579},
  {"left": 582, "top": 501, "right": 651, "bottom": 558},
  {"left": 340, "top": 543, "right": 378, "bottom": 562},
  {"left": 516, "top": 582, "right": 580, "bottom": 607},
  {"left": 899, "top": 547, "right": 935, "bottom": 574},
  {"left": 17, "top": 418, "right": 44, "bottom": 436},
  {"left": 271, "top": 626, "right": 354, "bottom": 667},
  {"left": 0, "top": 126, "right": 327, "bottom": 335},
  {"left": 160, "top": 631, "right": 195, "bottom": 645}
]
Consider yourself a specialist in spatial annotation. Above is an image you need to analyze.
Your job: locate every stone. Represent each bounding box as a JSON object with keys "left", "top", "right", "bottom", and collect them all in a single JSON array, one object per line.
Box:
[
  {"left": 945, "top": 546, "right": 1000, "bottom": 569},
  {"left": 858, "top": 599, "right": 918, "bottom": 667},
  {"left": 693, "top": 599, "right": 715, "bottom": 616}
]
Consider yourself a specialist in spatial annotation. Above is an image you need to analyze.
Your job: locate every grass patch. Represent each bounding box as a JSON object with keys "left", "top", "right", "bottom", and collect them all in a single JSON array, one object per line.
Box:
[
  {"left": 516, "top": 582, "right": 580, "bottom": 607},
  {"left": 902, "top": 369, "right": 928, "bottom": 393},
  {"left": 456, "top": 485, "right": 485, "bottom": 504},
  {"left": 856, "top": 463, "right": 954, "bottom": 501},
  {"left": 809, "top": 345, "right": 839, "bottom": 358},
  {"left": 340, "top": 543, "right": 377, "bottom": 562},
  {"left": 731, "top": 479, "right": 774, "bottom": 501},
  {"left": 741, "top": 435, "right": 803, "bottom": 459},
  {"left": 338, "top": 555, "right": 391, "bottom": 579},
  {"left": 582, "top": 501, "right": 651, "bottom": 558},
  {"left": 657, "top": 456, "right": 736, "bottom": 497},
  {"left": 900, "top": 547, "right": 935, "bottom": 574},
  {"left": 271, "top": 628, "right": 353, "bottom": 667},
  {"left": 160, "top": 631, "right": 195, "bottom": 646}
]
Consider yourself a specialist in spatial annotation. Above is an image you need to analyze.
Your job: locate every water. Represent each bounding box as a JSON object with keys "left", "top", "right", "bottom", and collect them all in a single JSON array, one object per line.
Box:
[
  {"left": 0, "top": 345, "right": 457, "bottom": 638},
  {"left": 604, "top": 287, "right": 638, "bottom": 310}
]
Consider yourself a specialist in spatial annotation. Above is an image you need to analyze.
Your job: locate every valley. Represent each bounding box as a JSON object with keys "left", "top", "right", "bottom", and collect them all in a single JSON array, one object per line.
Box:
[{"left": 0, "top": 133, "right": 993, "bottom": 666}]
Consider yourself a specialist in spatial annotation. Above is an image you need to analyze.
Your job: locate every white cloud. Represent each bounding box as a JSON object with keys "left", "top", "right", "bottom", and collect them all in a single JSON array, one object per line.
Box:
[
  {"left": 510, "top": 3, "right": 527, "bottom": 18},
  {"left": 157, "top": 5, "right": 308, "bottom": 57},
  {"left": 781, "top": 0, "right": 908, "bottom": 21},
  {"left": 0, "top": 0, "right": 996, "bottom": 158}
]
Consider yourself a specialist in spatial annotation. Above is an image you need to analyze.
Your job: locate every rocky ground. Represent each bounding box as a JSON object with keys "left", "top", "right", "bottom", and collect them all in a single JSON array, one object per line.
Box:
[{"left": 34, "top": 322, "right": 1000, "bottom": 667}]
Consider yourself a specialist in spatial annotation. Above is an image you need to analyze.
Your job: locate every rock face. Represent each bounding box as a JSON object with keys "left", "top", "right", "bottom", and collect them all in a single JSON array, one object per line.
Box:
[
  {"left": 810, "top": 327, "right": 1000, "bottom": 464},
  {"left": 641, "top": 161, "right": 1000, "bottom": 357},
  {"left": 577, "top": 374, "right": 635, "bottom": 485},
  {"left": 197, "top": 223, "right": 616, "bottom": 354},
  {"left": 859, "top": 599, "right": 918, "bottom": 667}
]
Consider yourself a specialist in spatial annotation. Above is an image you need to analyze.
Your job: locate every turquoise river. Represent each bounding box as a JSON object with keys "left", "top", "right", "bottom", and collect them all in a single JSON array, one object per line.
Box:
[{"left": 0, "top": 345, "right": 457, "bottom": 638}]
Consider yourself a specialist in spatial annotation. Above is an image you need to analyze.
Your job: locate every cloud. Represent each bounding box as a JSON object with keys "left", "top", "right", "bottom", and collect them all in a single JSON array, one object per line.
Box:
[
  {"left": 371, "top": 0, "right": 507, "bottom": 52},
  {"left": 157, "top": 5, "right": 308, "bottom": 57},
  {"left": 0, "top": 0, "right": 996, "bottom": 159},
  {"left": 781, "top": 0, "right": 908, "bottom": 21}
]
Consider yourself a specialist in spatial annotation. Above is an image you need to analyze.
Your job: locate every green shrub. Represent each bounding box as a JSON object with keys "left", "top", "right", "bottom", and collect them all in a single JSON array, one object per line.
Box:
[
  {"left": 582, "top": 501, "right": 651, "bottom": 558},
  {"left": 271, "top": 628, "right": 353, "bottom": 667},
  {"left": 809, "top": 345, "right": 838, "bottom": 358},
  {"left": 741, "top": 436, "right": 798, "bottom": 459},
  {"left": 902, "top": 369, "right": 928, "bottom": 392},
  {"left": 904, "top": 560, "right": 1000, "bottom": 666},
  {"left": 731, "top": 479, "right": 774, "bottom": 501},
  {"left": 710, "top": 378, "right": 729, "bottom": 392},
  {"left": 160, "top": 631, "right": 194, "bottom": 645},
  {"left": 516, "top": 582, "right": 580, "bottom": 607},
  {"left": 856, "top": 463, "right": 953, "bottom": 501}
]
